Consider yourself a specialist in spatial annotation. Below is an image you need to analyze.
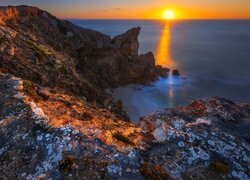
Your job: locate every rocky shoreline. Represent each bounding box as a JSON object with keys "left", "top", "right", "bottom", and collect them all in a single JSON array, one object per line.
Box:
[
  {"left": 0, "top": 5, "right": 169, "bottom": 102},
  {"left": 0, "top": 5, "right": 249, "bottom": 179}
]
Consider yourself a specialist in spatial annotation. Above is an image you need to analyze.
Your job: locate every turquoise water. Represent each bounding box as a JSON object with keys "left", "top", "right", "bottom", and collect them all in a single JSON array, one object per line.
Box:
[{"left": 70, "top": 20, "right": 250, "bottom": 120}]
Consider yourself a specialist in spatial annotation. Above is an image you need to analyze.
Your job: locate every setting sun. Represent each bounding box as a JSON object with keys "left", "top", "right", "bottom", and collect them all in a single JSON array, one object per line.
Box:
[{"left": 163, "top": 10, "right": 175, "bottom": 20}]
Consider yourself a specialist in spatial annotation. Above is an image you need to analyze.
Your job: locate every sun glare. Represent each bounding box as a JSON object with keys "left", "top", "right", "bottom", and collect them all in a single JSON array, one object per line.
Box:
[{"left": 163, "top": 10, "right": 175, "bottom": 20}]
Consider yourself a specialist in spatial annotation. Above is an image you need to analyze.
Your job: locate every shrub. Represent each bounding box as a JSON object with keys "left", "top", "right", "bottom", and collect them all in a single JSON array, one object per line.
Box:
[
  {"left": 22, "top": 80, "right": 41, "bottom": 102},
  {"left": 27, "top": 41, "right": 46, "bottom": 57},
  {"left": 60, "top": 65, "right": 68, "bottom": 75},
  {"left": 57, "top": 20, "right": 68, "bottom": 35}
]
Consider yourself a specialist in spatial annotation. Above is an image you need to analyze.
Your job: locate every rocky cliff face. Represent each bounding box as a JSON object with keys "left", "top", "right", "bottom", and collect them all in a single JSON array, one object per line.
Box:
[{"left": 0, "top": 5, "right": 167, "bottom": 101}]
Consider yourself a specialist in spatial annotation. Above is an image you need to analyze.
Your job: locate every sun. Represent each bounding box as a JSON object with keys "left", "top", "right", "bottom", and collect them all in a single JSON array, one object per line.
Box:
[{"left": 163, "top": 10, "right": 175, "bottom": 20}]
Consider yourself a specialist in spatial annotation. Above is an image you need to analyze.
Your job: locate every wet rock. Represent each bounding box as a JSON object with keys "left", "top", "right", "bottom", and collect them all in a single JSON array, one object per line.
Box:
[
  {"left": 172, "top": 69, "right": 180, "bottom": 76},
  {"left": 155, "top": 65, "right": 170, "bottom": 78}
]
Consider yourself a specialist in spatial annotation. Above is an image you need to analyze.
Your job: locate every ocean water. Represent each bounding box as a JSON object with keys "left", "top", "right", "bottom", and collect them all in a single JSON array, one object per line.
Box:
[{"left": 70, "top": 19, "right": 250, "bottom": 121}]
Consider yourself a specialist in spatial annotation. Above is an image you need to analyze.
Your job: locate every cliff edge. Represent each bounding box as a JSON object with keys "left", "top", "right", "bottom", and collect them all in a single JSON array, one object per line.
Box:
[{"left": 0, "top": 5, "right": 168, "bottom": 102}]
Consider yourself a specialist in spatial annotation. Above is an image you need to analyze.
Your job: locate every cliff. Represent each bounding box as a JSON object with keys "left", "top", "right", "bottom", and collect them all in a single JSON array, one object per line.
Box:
[{"left": 0, "top": 5, "right": 167, "bottom": 102}]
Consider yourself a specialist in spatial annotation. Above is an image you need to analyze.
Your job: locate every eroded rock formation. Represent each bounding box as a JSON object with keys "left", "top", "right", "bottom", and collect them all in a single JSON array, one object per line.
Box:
[{"left": 0, "top": 5, "right": 167, "bottom": 102}]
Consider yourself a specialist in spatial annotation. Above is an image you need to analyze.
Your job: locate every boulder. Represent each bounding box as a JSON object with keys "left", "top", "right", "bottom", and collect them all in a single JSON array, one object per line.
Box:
[
  {"left": 172, "top": 69, "right": 180, "bottom": 76},
  {"left": 155, "top": 65, "right": 170, "bottom": 78}
]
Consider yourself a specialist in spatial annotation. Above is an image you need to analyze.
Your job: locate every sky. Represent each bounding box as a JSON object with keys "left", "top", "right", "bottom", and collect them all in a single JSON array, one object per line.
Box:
[{"left": 1, "top": 0, "right": 250, "bottom": 19}]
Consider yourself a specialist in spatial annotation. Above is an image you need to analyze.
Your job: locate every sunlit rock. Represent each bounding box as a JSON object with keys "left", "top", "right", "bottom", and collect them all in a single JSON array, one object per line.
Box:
[
  {"left": 186, "top": 118, "right": 211, "bottom": 127},
  {"left": 6, "top": 46, "right": 14, "bottom": 56},
  {"left": 152, "top": 127, "right": 167, "bottom": 142}
]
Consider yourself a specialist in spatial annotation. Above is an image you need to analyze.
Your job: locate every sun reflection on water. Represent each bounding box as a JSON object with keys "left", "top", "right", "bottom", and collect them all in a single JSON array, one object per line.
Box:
[
  {"left": 155, "top": 22, "right": 175, "bottom": 69},
  {"left": 155, "top": 22, "right": 178, "bottom": 106}
]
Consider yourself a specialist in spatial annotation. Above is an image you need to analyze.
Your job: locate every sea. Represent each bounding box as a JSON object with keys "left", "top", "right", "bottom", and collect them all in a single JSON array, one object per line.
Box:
[{"left": 70, "top": 19, "right": 250, "bottom": 121}]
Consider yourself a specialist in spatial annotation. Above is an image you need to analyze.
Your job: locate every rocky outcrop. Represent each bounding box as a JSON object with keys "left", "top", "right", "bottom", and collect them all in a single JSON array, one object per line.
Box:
[
  {"left": 0, "top": 72, "right": 249, "bottom": 179},
  {"left": 0, "top": 73, "right": 144, "bottom": 179},
  {"left": 140, "top": 97, "right": 250, "bottom": 179},
  {"left": 112, "top": 27, "right": 140, "bottom": 56},
  {"left": 172, "top": 69, "right": 180, "bottom": 76},
  {"left": 0, "top": 5, "right": 168, "bottom": 102}
]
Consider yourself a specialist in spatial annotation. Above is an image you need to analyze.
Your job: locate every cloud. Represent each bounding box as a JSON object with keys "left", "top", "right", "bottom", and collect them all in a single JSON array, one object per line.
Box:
[{"left": 115, "top": 8, "right": 123, "bottom": 11}]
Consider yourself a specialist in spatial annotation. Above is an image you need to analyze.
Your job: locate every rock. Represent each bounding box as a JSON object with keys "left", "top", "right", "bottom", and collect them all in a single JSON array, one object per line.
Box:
[
  {"left": 6, "top": 46, "right": 14, "bottom": 56},
  {"left": 112, "top": 27, "right": 140, "bottom": 56},
  {"left": 2, "top": 6, "right": 249, "bottom": 179},
  {"left": 155, "top": 65, "right": 170, "bottom": 78},
  {"left": 104, "top": 97, "right": 113, "bottom": 107},
  {"left": 172, "top": 69, "right": 180, "bottom": 76},
  {"left": 0, "top": 6, "right": 168, "bottom": 101},
  {"left": 138, "top": 52, "right": 155, "bottom": 69},
  {"left": 127, "top": 52, "right": 155, "bottom": 79},
  {"left": 140, "top": 97, "right": 250, "bottom": 179},
  {"left": 1, "top": 72, "right": 250, "bottom": 179},
  {"left": 0, "top": 43, "right": 7, "bottom": 52},
  {"left": 185, "top": 118, "right": 211, "bottom": 127},
  {"left": 67, "top": 31, "right": 73, "bottom": 37},
  {"left": 152, "top": 127, "right": 167, "bottom": 142},
  {"left": 0, "top": 73, "right": 143, "bottom": 179},
  {"left": 116, "top": 100, "right": 123, "bottom": 110},
  {"left": 37, "top": 88, "right": 50, "bottom": 100}
]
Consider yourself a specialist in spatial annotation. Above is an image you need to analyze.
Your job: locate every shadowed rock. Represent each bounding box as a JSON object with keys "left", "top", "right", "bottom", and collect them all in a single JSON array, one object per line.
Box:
[
  {"left": 112, "top": 27, "right": 140, "bottom": 55},
  {"left": 0, "top": 6, "right": 168, "bottom": 102}
]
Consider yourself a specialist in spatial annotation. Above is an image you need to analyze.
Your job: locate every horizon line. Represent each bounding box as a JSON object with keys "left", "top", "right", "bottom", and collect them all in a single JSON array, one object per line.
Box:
[{"left": 64, "top": 18, "right": 250, "bottom": 21}]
